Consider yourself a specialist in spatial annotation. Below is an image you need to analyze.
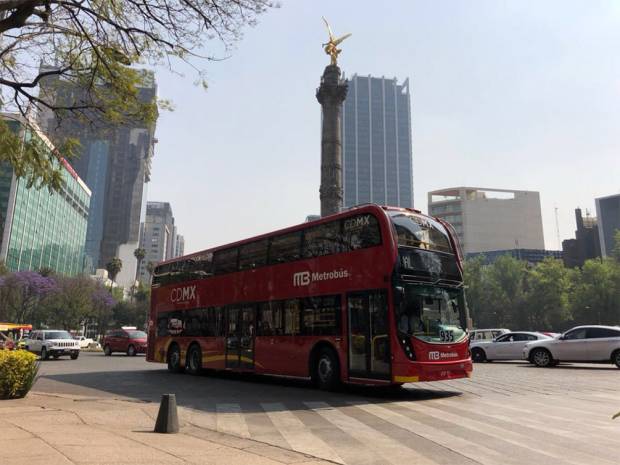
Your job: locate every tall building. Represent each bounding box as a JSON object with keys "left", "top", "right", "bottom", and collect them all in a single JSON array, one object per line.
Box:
[
  {"left": 341, "top": 75, "right": 413, "bottom": 209},
  {"left": 174, "top": 234, "right": 185, "bottom": 258},
  {"left": 0, "top": 116, "right": 91, "bottom": 275},
  {"left": 596, "top": 194, "right": 620, "bottom": 257},
  {"left": 428, "top": 187, "right": 545, "bottom": 255},
  {"left": 561, "top": 208, "right": 601, "bottom": 267},
  {"left": 39, "top": 68, "right": 157, "bottom": 289},
  {"left": 138, "top": 201, "right": 179, "bottom": 282}
]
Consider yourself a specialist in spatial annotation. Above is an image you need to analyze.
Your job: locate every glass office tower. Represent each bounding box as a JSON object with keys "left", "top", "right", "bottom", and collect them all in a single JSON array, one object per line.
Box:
[
  {"left": 341, "top": 75, "right": 413, "bottom": 209},
  {"left": 0, "top": 118, "right": 91, "bottom": 275}
]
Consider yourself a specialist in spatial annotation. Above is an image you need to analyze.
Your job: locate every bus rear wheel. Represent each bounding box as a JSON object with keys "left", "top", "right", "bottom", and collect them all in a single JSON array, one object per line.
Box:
[
  {"left": 186, "top": 344, "right": 202, "bottom": 375},
  {"left": 167, "top": 344, "right": 184, "bottom": 373},
  {"left": 313, "top": 348, "right": 340, "bottom": 391}
]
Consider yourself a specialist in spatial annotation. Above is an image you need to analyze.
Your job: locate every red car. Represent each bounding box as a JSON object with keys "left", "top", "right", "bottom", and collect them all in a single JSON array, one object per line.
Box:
[{"left": 103, "top": 328, "right": 148, "bottom": 356}]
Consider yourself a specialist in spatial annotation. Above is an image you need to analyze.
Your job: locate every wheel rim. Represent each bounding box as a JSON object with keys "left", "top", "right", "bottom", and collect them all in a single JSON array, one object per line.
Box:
[
  {"left": 473, "top": 350, "right": 482, "bottom": 361},
  {"left": 318, "top": 356, "right": 332, "bottom": 382},
  {"left": 534, "top": 350, "right": 550, "bottom": 366},
  {"left": 128, "top": 346, "right": 135, "bottom": 356},
  {"left": 615, "top": 352, "right": 620, "bottom": 365}
]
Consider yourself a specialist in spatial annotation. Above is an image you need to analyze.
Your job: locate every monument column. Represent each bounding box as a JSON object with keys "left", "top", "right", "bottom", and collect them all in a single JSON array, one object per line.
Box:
[{"left": 316, "top": 65, "right": 347, "bottom": 217}]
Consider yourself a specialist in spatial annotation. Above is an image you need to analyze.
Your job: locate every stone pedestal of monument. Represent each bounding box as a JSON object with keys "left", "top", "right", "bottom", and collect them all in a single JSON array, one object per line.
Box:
[{"left": 316, "top": 64, "right": 348, "bottom": 217}]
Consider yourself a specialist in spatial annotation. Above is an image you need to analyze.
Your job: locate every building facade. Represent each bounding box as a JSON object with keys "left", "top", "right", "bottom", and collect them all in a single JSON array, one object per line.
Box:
[
  {"left": 39, "top": 68, "right": 157, "bottom": 289},
  {"left": 341, "top": 75, "right": 413, "bottom": 209},
  {"left": 561, "top": 208, "right": 601, "bottom": 268},
  {"left": 596, "top": 194, "right": 620, "bottom": 257},
  {"left": 428, "top": 187, "right": 545, "bottom": 255},
  {"left": 0, "top": 117, "right": 91, "bottom": 275},
  {"left": 174, "top": 234, "right": 185, "bottom": 258},
  {"left": 138, "top": 201, "right": 178, "bottom": 282}
]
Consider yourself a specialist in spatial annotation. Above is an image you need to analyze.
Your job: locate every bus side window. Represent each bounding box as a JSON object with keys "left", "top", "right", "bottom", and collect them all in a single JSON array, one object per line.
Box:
[
  {"left": 302, "top": 221, "right": 342, "bottom": 258},
  {"left": 283, "top": 299, "right": 301, "bottom": 336},
  {"left": 301, "top": 295, "right": 341, "bottom": 336},
  {"left": 258, "top": 301, "right": 284, "bottom": 336},
  {"left": 342, "top": 214, "right": 382, "bottom": 251},
  {"left": 213, "top": 248, "right": 239, "bottom": 275},
  {"left": 269, "top": 232, "right": 302, "bottom": 264},
  {"left": 207, "top": 307, "right": 224, "bottom": 336},
  {"left": 239, "top": 240, "right": 268, "bottom": 271}
]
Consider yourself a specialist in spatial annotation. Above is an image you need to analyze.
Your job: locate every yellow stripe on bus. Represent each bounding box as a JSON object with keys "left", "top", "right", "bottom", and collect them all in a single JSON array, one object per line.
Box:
[{"left": 394, "top": 376, "right": 419, "bottom": 383}]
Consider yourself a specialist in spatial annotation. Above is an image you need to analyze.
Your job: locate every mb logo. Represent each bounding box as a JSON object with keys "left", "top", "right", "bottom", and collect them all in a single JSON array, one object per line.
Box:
[
  {"left": 428, "top": 351, "right": 440, "bottom": 360},
  {"left": 293, "top": 271, "right": 310, "bottom": 287}
]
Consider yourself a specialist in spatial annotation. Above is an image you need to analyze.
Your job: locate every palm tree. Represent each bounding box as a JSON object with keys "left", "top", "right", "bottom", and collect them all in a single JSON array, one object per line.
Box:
[
  {"left": 146, "top": 261, "right": 156, "bottom": 281},
  {"left": 133, "top": 248, "right": 146, "bottom": 280},
  {"left": 105, "top": 257, "right": 123, "bottom": 283}
]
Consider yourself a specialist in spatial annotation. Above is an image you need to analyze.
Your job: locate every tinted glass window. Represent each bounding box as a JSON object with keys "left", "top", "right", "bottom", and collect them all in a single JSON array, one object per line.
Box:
[
  {"left": 269, "top": 232, "right": 302, "bottom": 264},
  {"left": 511, "top": 334, "right": 529, "bottom": 342},
  {"left": 389, "top": 212, "right": 453, "bottom": 253},
  {"left": 183, "top": 309, "right": 204, "bottom": 337},
  {"left": 213, "top": 248, "right": 239, "bottom": 275},
  {"left": 587, "top": 328, "right": 620, "bottom": 339},
  {"left": 45, "top": 331, "right": 72, "bottom": 340},
  {"left": 342, "top": 214, "right": 381, "bottom": 250},
  {"left": 564, "top": 328, "right": 587, "bottom": 340},
  {"left": 239, "top": 240, "right": 268, "bottom": 270},
  {"left": 495, "top": 334, "right": 511, "bottom": 342},
  {"left": 258, "top": 301, "right": 284, "bottom": 336},
  {"left": 301, "top": 295, "right": 341, "bottom": 336},
  {"left": 283, "top": 299, "right": 301, "bottom": 335},
  {"left": 525, "top": 334, "right": 538, "bottom": 341},
  {"left": 303, "top": 221, "right": 343, "bottom": 258}
]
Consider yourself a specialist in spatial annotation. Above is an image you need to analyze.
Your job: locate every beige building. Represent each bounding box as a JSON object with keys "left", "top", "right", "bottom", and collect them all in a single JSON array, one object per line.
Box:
[{"left": 428, "top": 187, "right": 545, "bottom": 254}]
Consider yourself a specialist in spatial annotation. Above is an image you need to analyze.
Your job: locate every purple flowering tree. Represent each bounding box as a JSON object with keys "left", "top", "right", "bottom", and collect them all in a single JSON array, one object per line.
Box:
[{"left": 0, "top": 271, "right": 57, "bottom": 325}]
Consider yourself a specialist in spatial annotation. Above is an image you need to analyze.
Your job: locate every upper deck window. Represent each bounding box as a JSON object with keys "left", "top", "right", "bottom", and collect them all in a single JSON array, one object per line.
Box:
[{"left": 389, "top": 212, "right": 453, "bottom": 254}]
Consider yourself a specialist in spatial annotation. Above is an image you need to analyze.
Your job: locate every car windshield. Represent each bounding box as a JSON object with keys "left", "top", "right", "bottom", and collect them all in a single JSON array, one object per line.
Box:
[
  {"left": 45, "top": 331, "right": 72, "bottom": 340},
  {"left": 127, "top": 331, "right": 147, "bottom": 338},
  {"left": 395, "top": 284, "right": 466, "bottom": 343},
  {"left": 388, "top": 212, "right": 453, "bottom": 254}
]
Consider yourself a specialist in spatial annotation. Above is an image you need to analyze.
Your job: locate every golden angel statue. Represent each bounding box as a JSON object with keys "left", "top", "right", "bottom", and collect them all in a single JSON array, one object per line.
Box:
[{"left": 322, "top": 17, "right": 351, "bottom": 66}]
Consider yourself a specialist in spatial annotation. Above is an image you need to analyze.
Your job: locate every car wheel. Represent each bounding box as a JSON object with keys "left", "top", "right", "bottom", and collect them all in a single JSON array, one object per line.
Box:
[
  {"left": 531, "top": 348, "right": 553, "bottom": 367},
  {"left": 471, "top": 348, "right": 487, "bottom": 363},
  {"left": 41, "top": 347, "right": 49, "bottom": 360},
  {"left": 127, "top": 345, "right": 136, "bottom": 357},
  {"left": 186, "top": 344, "right": 202, "bottom": 375},
  {"left": 104, "top": 345, "right": 112, "bottom": 356},
  {"left": 71, "top": 352, "right": 79, "bottom": 360},
  {"left": 313, "top": 347, "right": 340, "bottom": 391},
  {"left": 167, "top": 344, "right": 184, "bottom": 373},
  {"left": 612, "top": 350, "right": 620, "bottom": 369}
]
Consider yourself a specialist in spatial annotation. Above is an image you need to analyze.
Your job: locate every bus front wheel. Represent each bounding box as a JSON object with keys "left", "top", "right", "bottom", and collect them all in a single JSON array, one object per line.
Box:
[
  {"left": 167, "top": 344, "right": 184, "bottom": 373},
  {"left": 313, "top": 348, "right": 340, "bottom": 391}
]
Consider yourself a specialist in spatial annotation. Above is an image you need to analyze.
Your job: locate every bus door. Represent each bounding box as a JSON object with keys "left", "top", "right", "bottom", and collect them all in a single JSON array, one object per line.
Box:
[
  {"left": 347, "top": 290, "right": 390, "bottom": 379},
  {"left": 225, "top": 305, "right": 255, "bottom": 369}
]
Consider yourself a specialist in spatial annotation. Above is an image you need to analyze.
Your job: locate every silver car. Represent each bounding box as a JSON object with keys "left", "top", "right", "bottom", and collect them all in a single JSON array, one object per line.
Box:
[
  {"left": 523, "top": 325, "right": 620, "bottom": 368},
  {"left": 471, "top": 331, "right": 550, "bottom": 362}
]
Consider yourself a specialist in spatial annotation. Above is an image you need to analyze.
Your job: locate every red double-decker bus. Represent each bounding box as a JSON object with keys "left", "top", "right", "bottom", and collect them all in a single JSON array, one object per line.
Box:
[{"left": 147, "top": 205, "right": 472, "bottom": 389}]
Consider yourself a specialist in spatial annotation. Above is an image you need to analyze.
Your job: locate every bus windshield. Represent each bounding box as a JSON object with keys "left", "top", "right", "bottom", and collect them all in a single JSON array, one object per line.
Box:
[
  {"left": 389, "top": 212, "right": 453, "bottom": 254},
  {"left": 395, "top": 284, "right": 466, "bottom": 343}
]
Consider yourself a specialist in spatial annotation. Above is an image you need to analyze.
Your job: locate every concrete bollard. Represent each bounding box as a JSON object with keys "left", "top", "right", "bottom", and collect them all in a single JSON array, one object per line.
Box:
[{"left": 154, "top": 393, "right": 179, "bottom": 433}]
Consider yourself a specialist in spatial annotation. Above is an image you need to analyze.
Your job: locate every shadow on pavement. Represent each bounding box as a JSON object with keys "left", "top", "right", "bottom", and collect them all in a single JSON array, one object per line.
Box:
[
  {"left": 518, "top": 363, "right": 617, "bottom": 371},
  {"left": 36, "top": 367, "right": 461, "bottom": 413}
]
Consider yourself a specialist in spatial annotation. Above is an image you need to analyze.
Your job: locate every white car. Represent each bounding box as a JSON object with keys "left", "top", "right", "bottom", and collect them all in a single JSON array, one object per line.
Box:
[
  {"left": 25, "top": 330, "right": 80, "bottom": 360},
  {"left": 76, "top": 336, "right": 95, "bottom": 349},
  {"left": 471, "top": 331, "right": 551, "bottom": 362},
  {"left": 468, "top": 328, "right": 510, "bottom": 343},
  {"left": 523, "top": 325, "right": 620, "bottom": 368}
]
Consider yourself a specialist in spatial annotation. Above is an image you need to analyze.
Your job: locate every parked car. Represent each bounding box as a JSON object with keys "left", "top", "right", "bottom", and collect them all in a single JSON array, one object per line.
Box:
[
  {"left": 468, "top": 328, "right": 509, "bottom": 343},
  {"left": 76, "top": 336, "right": 95, "bottom": 349},
  {"left": 103, "top": 328, "right": 148, "bottom": 356},
  {"left": 523, "top": 325, "right": 620, "bottom": 368},
  {"left": 24, "top": 330, "right": 80, "bottom": 360},
  {"left": 470, "top": 331, "right": 551, "bottom": 362}
]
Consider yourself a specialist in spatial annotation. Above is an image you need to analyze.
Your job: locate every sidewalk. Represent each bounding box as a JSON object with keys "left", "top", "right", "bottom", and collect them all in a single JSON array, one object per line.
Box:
[{"left": 0, "top": 392, "right": 333, "bottom": 465}]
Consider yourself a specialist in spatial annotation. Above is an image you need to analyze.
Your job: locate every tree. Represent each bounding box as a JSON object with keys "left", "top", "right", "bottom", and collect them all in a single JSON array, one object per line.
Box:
[
  {"left": 0, "top": 271, "right": 57, "bottom": 325},
  {"left": 41, "top": 275, "right": 94, "bottom": 330},
  {"left": 105, "top": 257, "right": 122, "bottom": 283},
  {"left": 0, "top": 1, "right": 273, "bottom": 190},
  {"left": 145, "top": 260, "right": 156, "bottom": 280},
  {"left": 611, "top": 230, "right": 620, "bottom": 263},
  {"left": 133, "top": 247, "right": 146, "bottom": 280},
  {"left": 571, "top": 258, "right": 620, "bottom": 326}
]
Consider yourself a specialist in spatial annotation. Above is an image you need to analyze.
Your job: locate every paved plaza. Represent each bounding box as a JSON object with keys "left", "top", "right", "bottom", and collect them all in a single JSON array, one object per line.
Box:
[{"left": 16, "top": 353, "right": 620, "bottom": 465}]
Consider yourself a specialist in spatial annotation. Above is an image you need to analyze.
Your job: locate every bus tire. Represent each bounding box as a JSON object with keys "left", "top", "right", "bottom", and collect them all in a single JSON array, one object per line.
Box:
[
  {"left": 167, "top": 343, "right": 184, "bottom": 373},
  {"left": 186, "top": 344, "right": 202, "bottom": 375},
  {"left": 104, "top": 345, "right": 112, "bottom": 356},
  {"left": 313, "top": 347, "right": 340, "bottom": 391}
]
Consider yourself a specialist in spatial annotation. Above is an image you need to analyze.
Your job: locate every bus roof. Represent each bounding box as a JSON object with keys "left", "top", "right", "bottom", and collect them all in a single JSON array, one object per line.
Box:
[{"left": 156, "top": 204, "right": 425, "bottom": 268}]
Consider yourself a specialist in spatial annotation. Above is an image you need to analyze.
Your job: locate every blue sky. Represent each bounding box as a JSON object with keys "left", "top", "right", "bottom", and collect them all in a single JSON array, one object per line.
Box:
[{"left": 148, "top": 1, "right": 620, "bottom": 253}]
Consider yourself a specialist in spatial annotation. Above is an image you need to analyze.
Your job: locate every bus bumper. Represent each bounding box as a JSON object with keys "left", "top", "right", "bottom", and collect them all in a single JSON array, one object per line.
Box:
[{"left": 393, "top": 359, "right": 473, "bottom": 383}]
